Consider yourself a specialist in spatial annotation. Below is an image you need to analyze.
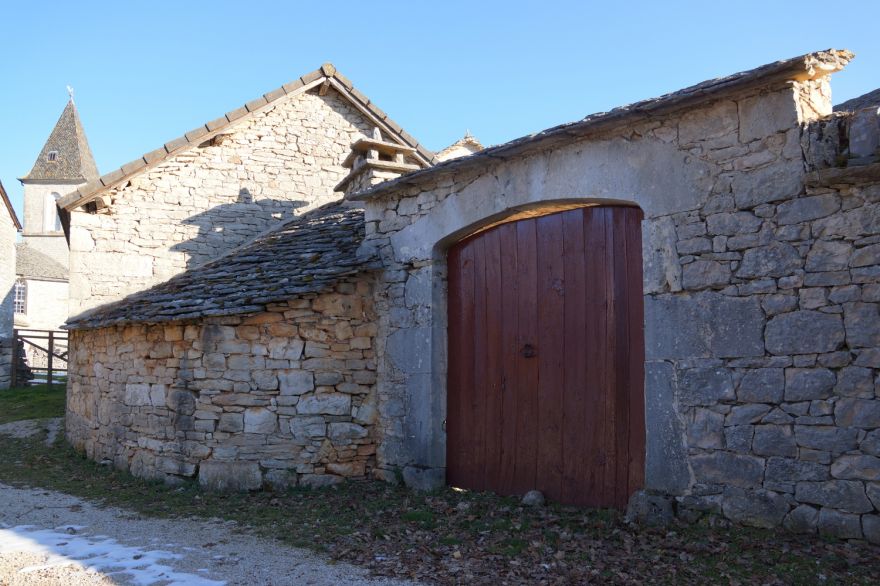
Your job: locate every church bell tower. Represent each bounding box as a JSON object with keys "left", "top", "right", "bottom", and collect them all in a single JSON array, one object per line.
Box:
[{"left": 19, "top": 91, "right": 99, "bottom": 268}]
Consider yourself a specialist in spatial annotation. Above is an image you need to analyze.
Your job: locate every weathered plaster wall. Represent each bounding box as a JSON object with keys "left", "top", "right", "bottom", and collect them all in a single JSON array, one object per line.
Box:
[
  {"left": 15, "top": 279, "right": 69, "bottom": 331},
  {"left": 66, "top": 278, "right": 379, "bottom": 490},
  {"left": 68, "top": 88, "right": 379, "bottom": 316},
  {"left": 360, "top": 79, "right": 880, "bottom": 541},
  {"left": 0, "top": 207, "right": 16, "bottom": 389}
]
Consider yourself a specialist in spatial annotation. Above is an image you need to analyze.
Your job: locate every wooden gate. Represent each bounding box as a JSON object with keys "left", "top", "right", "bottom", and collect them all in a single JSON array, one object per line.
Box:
[{"left": 446, "top": 205, "right": 645, "bottom": 509}]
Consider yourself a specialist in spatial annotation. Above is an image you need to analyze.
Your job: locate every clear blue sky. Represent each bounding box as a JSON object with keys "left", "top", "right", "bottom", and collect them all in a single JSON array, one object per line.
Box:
[{"left": 2, "top": 0, "right": 877, "bottom": 223}]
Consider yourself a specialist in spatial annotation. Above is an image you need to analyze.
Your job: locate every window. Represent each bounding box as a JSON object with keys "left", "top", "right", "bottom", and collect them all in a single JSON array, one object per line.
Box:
[
  {"left": 13, "top": 279, "right": 26, "bottom": 314},
  {"left": 47, "top": 151, "right": 58, "bottom": 162},
  {"left": 43, "top": 192, "right": 62, "bottom": 232}
]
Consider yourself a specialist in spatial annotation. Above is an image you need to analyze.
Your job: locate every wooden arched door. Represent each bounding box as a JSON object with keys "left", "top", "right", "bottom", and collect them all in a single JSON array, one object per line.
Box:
[{"left": 446, "top": 205, "right": 645, "bottom": 509}]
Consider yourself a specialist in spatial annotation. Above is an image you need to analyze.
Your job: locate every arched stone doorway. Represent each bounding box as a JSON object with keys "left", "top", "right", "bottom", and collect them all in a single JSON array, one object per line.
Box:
[{"left": 445, "top": 205, "right": 645, "bottom": 508}]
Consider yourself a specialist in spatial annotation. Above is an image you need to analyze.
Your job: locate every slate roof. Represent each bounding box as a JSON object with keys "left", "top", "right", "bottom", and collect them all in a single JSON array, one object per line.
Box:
[
  {"left": 58, "top": 63, "right": 436, "bottom": 213},
  {"left": 15, "top": 243, "right": 68, "bottom": 281},
  {"left": 834, "top": 88, "right": 880, "bottom": 112},
  {"left": 65, "top": 201, "right": 376, "bottom": 330},
  {"left": 353, "top": 49, "right": 855, "bottom": 201},
  {"left": 22, "top": 100, "right": 99, "bottom": 184},
  {"left": 0, "top": 181, "right": 22, "bottom": 230}
]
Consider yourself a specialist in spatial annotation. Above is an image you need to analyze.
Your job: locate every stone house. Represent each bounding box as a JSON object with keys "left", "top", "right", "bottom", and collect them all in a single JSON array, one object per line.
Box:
[
  {"left": 56, "top": 64, "right": 434, "bottom": 318},
  {"left": 0, "top": 180, "right": 22, "bottom": 389},
  {"left": 65, "top": 49, "right": 880, "bottom": 542}
]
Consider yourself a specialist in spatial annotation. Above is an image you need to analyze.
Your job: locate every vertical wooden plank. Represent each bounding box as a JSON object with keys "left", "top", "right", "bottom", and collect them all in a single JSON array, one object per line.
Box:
[
  {"left": 470, "top": 235, "right": 489, "bottom": 491},
  {"left": 482, "top": 227, "right": 504, "bottom": 490},
  {"left": 498, "top": 222, "right": 519, "bottom": 494},
  {"left": 449, "top": 240, "right": 478, "bottom": 489},
  {"left": 583, "top": 208, "right": 607, "bottom": 507},
  {"left": 611, "top": 208, "right": 632, "bottom": 509},
  {"left": 561, "top": 209, "right": 588, "bottom": 505},
  {"left": 513, "top": 218, "right": 539, "bottom": 494},
  {"left": 600, "top": 207, "right": 619, "bottom": 507},
  {"left": 625, "top": 208, "right": 647, "bottom": 498},
  {"left": 535, "top": 213, "right": 565, "bottom": 502}
]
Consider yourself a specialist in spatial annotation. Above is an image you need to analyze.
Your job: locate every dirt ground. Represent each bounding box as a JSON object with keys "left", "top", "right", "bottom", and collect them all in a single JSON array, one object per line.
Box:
[{"left": 0, "top": 418, "right": 418, "bottom": 586}]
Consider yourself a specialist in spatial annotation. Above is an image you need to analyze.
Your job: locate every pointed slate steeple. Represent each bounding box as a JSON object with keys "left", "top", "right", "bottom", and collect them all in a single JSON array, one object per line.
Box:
[{"left": 22, "top": 98, "right": 99, "bottom": 184}]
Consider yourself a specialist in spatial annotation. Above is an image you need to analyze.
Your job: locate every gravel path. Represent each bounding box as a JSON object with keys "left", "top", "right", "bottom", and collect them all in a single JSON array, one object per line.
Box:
[
  {"left": 0, "top": 483, "right": 420, "bottom": 585},
  {"left": 0, "top": 478, "right": 419, "bottom": 585}
]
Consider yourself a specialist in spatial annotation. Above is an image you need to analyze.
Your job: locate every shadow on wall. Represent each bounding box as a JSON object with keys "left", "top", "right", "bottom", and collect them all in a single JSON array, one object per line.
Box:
[{"left": 170, "top": 188, "right": 309, "bottom": 268}]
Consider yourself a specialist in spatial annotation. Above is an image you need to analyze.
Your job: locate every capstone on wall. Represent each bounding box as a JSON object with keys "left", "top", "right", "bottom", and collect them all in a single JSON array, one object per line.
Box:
[
  {"left": 360, "top": 78, "right": 880, "bottom": 542},
  {"left": 69, "top": 88, "right": 379, "bottom": 316},
  {"left": 66, "top": 277, "right": 378, "bottom": 490},
  {"left": 0, "top": 207, "right": 16, "bottom": 389}
]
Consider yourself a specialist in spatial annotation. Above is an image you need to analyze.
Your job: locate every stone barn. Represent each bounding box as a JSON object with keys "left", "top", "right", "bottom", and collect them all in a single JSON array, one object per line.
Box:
[{"left": 66, "top": 49, "right": 880, "bottom": 541}]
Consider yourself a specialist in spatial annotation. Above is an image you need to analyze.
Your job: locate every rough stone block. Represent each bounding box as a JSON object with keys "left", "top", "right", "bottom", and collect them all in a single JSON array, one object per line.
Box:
[
  {"left": 691, "top": 451, "right": 764, "bottom": 488},
  {"left": 198, "top": 461, "right": 262, "bottom": 492},
  {"left": 644, "top": 362, "right": 690, "bottom": 494},
  {"left": 726, "top": 404, "right": 771, "bottom": 425},
  {"left": 817, "top": 508, "right": 863, "bottom": 539},
  {"left": 784, "top": 368, "right": 835, "bottom": 401},
  {"left": 290, "top": 416, "right": 326, "bottom": 439},
  {"left": 737, "top": 369, "right": 784, "bottom": 403},
  {"left": 736, "top": 241, "right": 802, "bottom": 279},
  {"left": 783, "top": 504, "right": 819, "bottom": 533},
  {"left": 863, "top": 514, "right": 880, "bottom": 545},
  {"left": 794, "top": 425, "right": 859, "bottom": 455},
  {"left": 843, "top": 302, "right": 880, "bottom": 348},
  {"left": 766, "top": 457, "right": 828, "bottom": 484},
  {"left": 831, "top": 455, "right": 880, "bottom": 481},
  {"left": 300, "top": 474, "right": 344, "bottom": 489},
  {"left": 795, "top": 480, "right": 873, "bottom": 513},
  {"left": 243, "top": 408, "right": 276, "bottom": 433},
  {"left": 297, "top": 393, "right": 351, "bottom": 415},
  {"left": 834, "top": 398, "right": 880, "bottom": 428},
  {"left": 124, "top": 383, "right": 151, "bottom": 406},
  {"left": 738, "top": 89, "right": 798, "bottom": 143},
  {"left": 721, "top": 487, "right": 790, "bottom": 528},
  {"left": 682, "top": 260, "right": 731, "bottom": 290},
  {"left": 776, "top": 195, "right": 840, "bottom": 226},
  {"left": 834, "top": 366, "right": 874, "bottom": 398},
  {"left": 328, "top": 422, "right": 368, "bottom": 441},
  {"left": 279, "top": 370, "right": 314, "bottom": 395},
  {"left": 765, "top": 311, "right": 845, "bottom": 355},
  {"left": 218, "top": 412, "right": 244, "bottom": 433},
  {"left": 752, "top": 425, "right": 797, "bottom": 457},
  {"left": 679, "top": 367, "right": 735, "bottom": 406},
  {"left": 645, "top": 293, "right": 764, "bottom": 359}
]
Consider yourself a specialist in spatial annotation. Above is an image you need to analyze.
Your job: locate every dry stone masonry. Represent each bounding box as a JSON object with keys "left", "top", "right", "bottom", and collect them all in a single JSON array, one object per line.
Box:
[
  {"left": 65, "top": 69, "right": 429, "bottom": 317},
  {"left": 349, "top": 50, "right": 880, "bottom": 541},
  {"left": 66, "top": 277, "right": 379, "bottom": 490},
  {"left": 63, "top": 50, "right": 880, "bottom": 543}
]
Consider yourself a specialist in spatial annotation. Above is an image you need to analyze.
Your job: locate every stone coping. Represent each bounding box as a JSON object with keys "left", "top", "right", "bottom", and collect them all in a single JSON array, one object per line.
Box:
[{"left": 350, "top": 49, "right": 854, "bottom": 201}]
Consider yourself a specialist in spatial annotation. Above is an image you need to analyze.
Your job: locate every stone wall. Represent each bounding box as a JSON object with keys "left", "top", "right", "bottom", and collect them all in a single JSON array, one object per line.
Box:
[
  {"left": 0, "top": 206, "right": 16, "bottom": 389},
  {"left": 16, "top": 278, "right": 69, "bottom": 331},
  {"left": 68, "top": 88, "right": 379, "bottom": 316},
  {"left": 357, "top": 77, "right": 880, "bottom": 541},
  {"left": 66, "top": 277, "right": 379, "bottom": 490}
]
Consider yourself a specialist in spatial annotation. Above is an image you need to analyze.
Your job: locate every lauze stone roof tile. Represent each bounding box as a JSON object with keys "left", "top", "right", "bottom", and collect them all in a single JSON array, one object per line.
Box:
[{"left": 65, "top": 202, "right": 376, "bottom": 330}]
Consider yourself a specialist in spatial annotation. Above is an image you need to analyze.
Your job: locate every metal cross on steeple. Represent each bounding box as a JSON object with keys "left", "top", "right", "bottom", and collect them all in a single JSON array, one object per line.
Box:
[{"left": 66, "top": 85, "right": 75, "bottom": 103}]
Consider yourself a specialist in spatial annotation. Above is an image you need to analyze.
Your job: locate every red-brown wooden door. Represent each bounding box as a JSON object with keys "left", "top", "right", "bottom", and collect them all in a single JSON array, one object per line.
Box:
[{"left": 446, "top": 205, "right": 645, "bottom": 509}]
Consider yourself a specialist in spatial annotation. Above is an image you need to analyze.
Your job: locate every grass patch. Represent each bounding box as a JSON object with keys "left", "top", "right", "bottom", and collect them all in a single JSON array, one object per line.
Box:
[
  {"left": 0, "top": 392, "right": 877, "bottom": 584},
  {"left": 0, "top": 384, "right": 65, "bottom": 424}
]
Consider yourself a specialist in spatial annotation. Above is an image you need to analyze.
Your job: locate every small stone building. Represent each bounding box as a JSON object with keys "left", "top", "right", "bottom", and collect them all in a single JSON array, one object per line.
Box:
[
  {"left": 0, "top": 181, "right": 22, "bottom": 389},
  {"left": 57, "top": 64, "right": 434, "bottom": 318},
  {"left": 66, "top": 50, "right": 880, "bottom": 542}
]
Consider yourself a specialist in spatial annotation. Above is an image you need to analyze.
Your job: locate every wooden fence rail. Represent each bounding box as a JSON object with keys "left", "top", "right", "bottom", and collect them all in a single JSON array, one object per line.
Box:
[{"left": 11, "top": 329, "right": 68, "bottom": 388}]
